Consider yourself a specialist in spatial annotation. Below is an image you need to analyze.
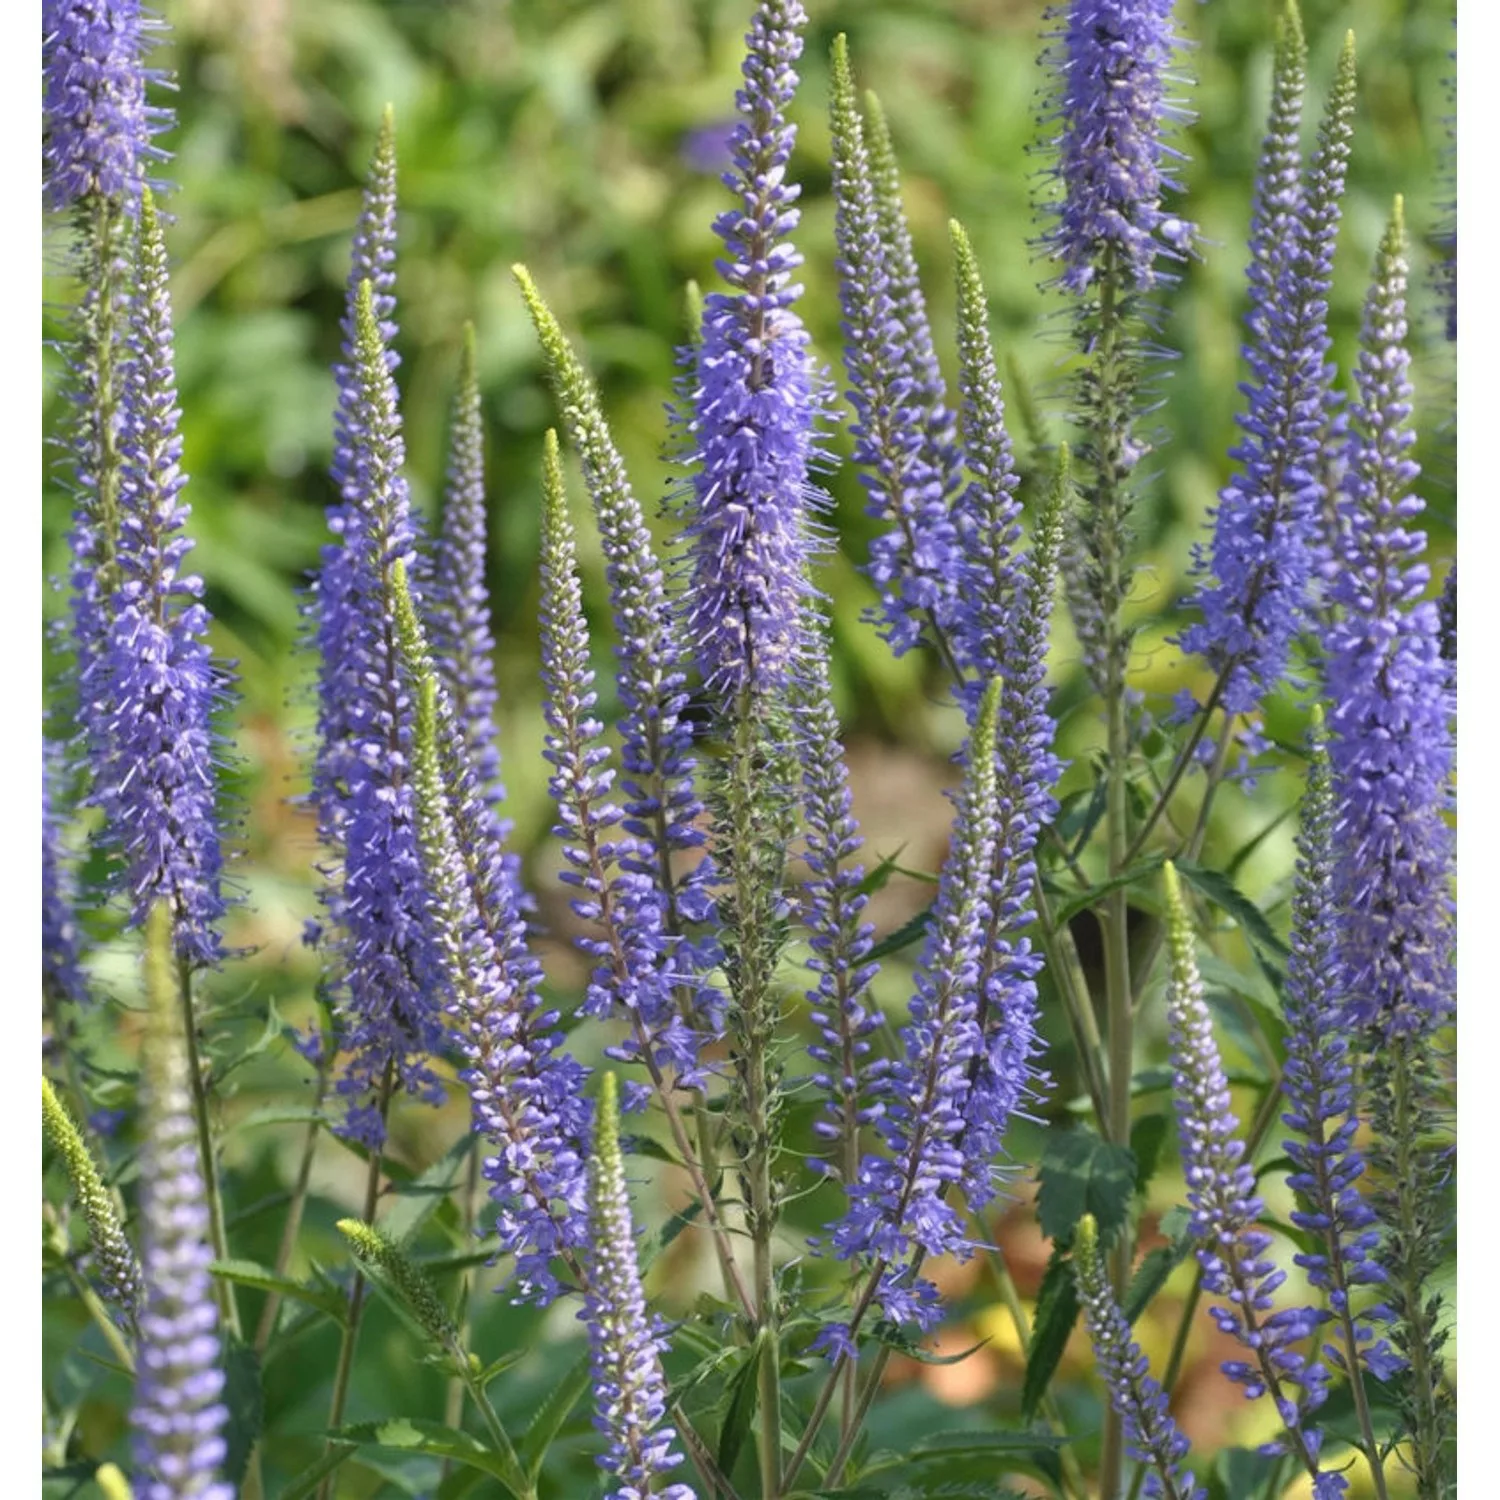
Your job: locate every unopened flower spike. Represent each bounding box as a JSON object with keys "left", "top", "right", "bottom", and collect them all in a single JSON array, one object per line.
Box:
[
  {"left": 89, "top": 186, "right": 226, "bottom": 966},
  {"left": 798, "top": 626, "right": 880, "bottom": 1184},
  {"left": 1162, "top": 863, "right": 1335, "bottom": 1479},
  {"left": 392, "top": 557, "right": 591, "bottom": 1301},
  {"left": 314, "top": 276, "right": 446, "bottom": 1146},
  {"left": 826, "top": 679, "right": 1003, "bottom": 1336},
  {"left": 535, "top": 433, "right": 694, "bottom": 1080},
  {"left": 830, "top": 33, "right": 959, "bottom": 660},
  {"left": 1072, "top": 1213, "right": 1204, "bottom": 1500},
  {"left": 1182, "top": 18, "right": 1357, "bottom": 721},
  {"left": 959, "top": 447, "right": 1068, "bottom": 1205},
  {"left": 1325, "top": 196, "right": 1454, "bottom": 1039},
  {"left": 580, "top": 1071, "right": 696, "bottom": 1500},
  {"left": 129, "top": 904, "right": 233, "bottom": 1500},
  {"left": 1279, "top": 712, "right": 1397, "bottom": 1394},
  {"left": 428, "top": 324, "right": 507, "bottom": 823},
  {"left": 683, "top": 0, "right": 818, "bottom": 702},
  {"left": 43, "top": 0, "right": 173, "bottom": 213},
  {"left": 515, "top": 267, "right": 717, "bottom": 1036},
  {"left": 42, "top": 1077, "right": 142, "bottom": 1329},
  {"left": 337, "top": 1218, "right": 460, "bottom": 1350},
  {"left": 947, "top": 218, "right": 1024, "bottom": 697}
]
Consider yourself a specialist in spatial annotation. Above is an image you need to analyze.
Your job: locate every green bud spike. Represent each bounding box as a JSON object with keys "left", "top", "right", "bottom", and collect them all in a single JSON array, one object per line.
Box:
[
  {"left": 1275, "top": 0, "right": 1306, "bottom": 64},
  {"left": 972, "top": 678, "right": 1003, "bottom": 799},
  {"left": 42, "top": 1077, "right": 142, "bottom": 1326},
  {"left": 337, "top": 1218, "right": 461, "bottom": 1351},
  {"left": 1075, "top": 1211, "right": 1100, "bottom": 1264},
  {"left": 683, "top": 279, "right": 704, "bottom": 345},
  {"left": 593, "top": 1069, "right": 621, "bottom": 1182},
  {"left": 459, "top": 320, "right": 478, "bottom": 393},
  {"left": 353, "top": 277, "right": 383, "bottom": 375},
  {"left": 1161, "top": 861, "right": 1199, "bottom": 1000},
  {"left": 1029, "top": 442, "right": 1070, "bottom": 599},
  {"left": 95, "top": 1464, "right": 132, "bottom": 1500}
]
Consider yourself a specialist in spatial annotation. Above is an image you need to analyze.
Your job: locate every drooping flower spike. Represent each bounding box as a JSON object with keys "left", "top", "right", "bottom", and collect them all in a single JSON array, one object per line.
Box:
[
  {"left": 683, "top": 0, "right": 818, "bottom": 702},
  {"left": 829, "top": 33, "right": 959, "bottom": 660},
  {"left": 129, "top": 905, "right": 233, "bottom": 1500},
  {"left": 88, "top": 187, "right": 226, "bottom": 966},
  {"left": 392, "top": 554, "right": 593, "bottom": 1304},
  {"left": 1162, "top": 863, "right": 1335, "bottom": 1481},
  {"left": 1072, "top": 1213, "right": 1204, "bottom": 1500},
  {"left": 580, "top": 1072, "right": 696, "bottom": 1500},
  {"left": 1181, "top": 21, "right": 1357, "bottom": 720}
]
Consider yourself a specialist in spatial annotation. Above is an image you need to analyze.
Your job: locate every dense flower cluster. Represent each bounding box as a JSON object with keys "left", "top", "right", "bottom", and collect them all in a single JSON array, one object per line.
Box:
[
  {"left": 683, "top": 0, "right": 818, "bottom": 700},
  {"left": 1324, "top": 201, "right": 1455, "bottom": 1038},
  {"left": 43, "top": 740, "right": 87, "bottom": 1011}
]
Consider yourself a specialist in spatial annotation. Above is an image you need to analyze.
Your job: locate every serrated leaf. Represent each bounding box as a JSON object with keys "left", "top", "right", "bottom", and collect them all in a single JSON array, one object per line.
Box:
[
  {"left": 333, "top": 1417, "right": 528, "bottom": 1497},
  {"left": 209, "top": 1260, "right": 347, "bottom": 1324},
  {"left": 1021, "top": 1250, "right": 1079, "bottom": 1420},
  {"left": 221, "top": 1338, "right": 263, "bottom": 1486},
  {"left": 1174, "top": 860, "right": 1288, "bottom": 987},
  {"left": 1035, "top": 1128, "right": 1137, "bottom": 1247},
  {"left": 1129, "top": 1113, "right": 1170, "bottom": 1196},
  {"left": 380, "top": 1133, "right": 476, "bottom": 1247},
  {"left": 1122, "top": 1235, "right": 1193, "bottom": 1326},
  {"left": 716, "top": 1333, "right": 764, "bottom": 1479},
  {"left": 1051, "top": 855, "right": 1166, "bottom": 929},
  {"left": 854, "top": 844, "right": 910, "bottom": 895},
  {"left": 868, "top": 905, "right": 932, "bottom": 961},
  {"left": 520, "top": 1349, "right": 592, "bottom": 1481}
]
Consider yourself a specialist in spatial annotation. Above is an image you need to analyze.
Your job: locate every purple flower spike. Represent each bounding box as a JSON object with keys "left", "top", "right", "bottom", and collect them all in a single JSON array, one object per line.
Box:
[
  {"left": 86, "top": 189, "right": 225, "bottom": 966},
  {"left": 683, "top": 0, "right": 818, "bottom": 701},
  {"left": 825, "top": 681, "right": 1004, "bottom": 1335},
  {"left": 581, "top": 1073, "right": 696, "bottom": 1500},
  {"left": 1042, "top": 0, "right": 1197, "bottom": 293},
  {"left": 1181, "top": 24, "right": 1357, "bottom": 718},
  {"left": 1162, "top": 864, "right": 1335, "bottom": 1477},
  {"left": 43, "top": 0, "right": 171, "bottom": 212},
  {"left": 1324, "top": 199, "right": 1454, "bottom": 1040},
  {"left": 43, "top": 738, "right": 88, "bottom": 1011},
  {"left": 1073, "top": 1214, "right": 1204, "bottom": 1500},
  {"left": 130, "top": 906, "right": 233, "bottom": 1500},
  {"left": 829, "top": 35, "right": 958, "bottom": 660}
]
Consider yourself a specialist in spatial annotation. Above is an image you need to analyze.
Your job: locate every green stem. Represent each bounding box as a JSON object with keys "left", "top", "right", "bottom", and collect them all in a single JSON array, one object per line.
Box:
[
  {"left": 442, "top": 1145, "right": 483, "bottom": 1474},
  {"left": 63, "top": 1260, "right": 136, "bottom": 1375},
  {"left": 1034, "top": 886, "right": 1111, "bottom": 1134}
]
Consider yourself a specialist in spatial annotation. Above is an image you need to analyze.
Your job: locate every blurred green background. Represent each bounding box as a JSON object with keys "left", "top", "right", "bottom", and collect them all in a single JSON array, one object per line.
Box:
[{"left": 41, "top": 1, "right": 1456, "bottom": 1495}]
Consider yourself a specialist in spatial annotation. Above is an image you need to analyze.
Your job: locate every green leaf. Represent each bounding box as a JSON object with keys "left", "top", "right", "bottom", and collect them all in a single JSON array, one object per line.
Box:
[
  {"left": 854, "top": 844, "right": 910, "bottom": 895},
  {"left": 1035, "top": 1128, "right": 1137, "bottom": 1247},
  {"left": 1122, "top": 1232, "right": 1194, "bottom": 1326},
  {"left": 871, "top": 1324, "right": 992, "bottom": 1366},
  {"left": 220, "top": 1338, "right": 263, "bottom": 1487},
  {"left": 862, "top": 1429, "right": 1067, "bottom": 1488},
  {"left": 1129, "top": 1113, "right": 1170, "bottom": 1196},
  {"left": 1174, "top": 860, "right": 1288, "bottom": 986},
  {"left": 333, "top": 1417, "right": 528, "bottom": 1498},
  {"left": 379, "top": 1133, "right": 476, "bottom": 1247},
  {"left": 1207, "top": 1445, "right": 1282, "bottom": 1500},
  {"left": 209, "top": 1259, "right": 347, "bottom": 1325},
  {"left": 621, "top": 1132, "right": 683, "bottom": 1167},
  {"left": 1021, "top": 1249, "right": 1079, "bottom": 1420},
  {"left": 520, "top": 1349, "right": 592, "bottom": 1481},
  {"left": 1051, "top": 854, "right": 1166, "bottom": 929},
  {"left": 278, "top": 1445, "right": 358, "bottom": 1500},
  {"left": 716, "top": 1333, "right": 764, "bottom": 1479},
  {"left": 868, "top": 905, "right": 933, "bottom": 961}
]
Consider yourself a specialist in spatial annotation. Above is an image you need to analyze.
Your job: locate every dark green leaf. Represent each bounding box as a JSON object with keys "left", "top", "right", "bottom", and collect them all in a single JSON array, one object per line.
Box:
[
  {"left": 332, "top": 1417, "right": 528, "bottom": 1497},
  {"left": 1051, "top": 854, "right": 1166, "bottom": 929},
  {"left": 278, "top": 1443, "right": 357, "bottom": 1500},
  {"left": 1122, "top": 1233, "right": 1194, "bottom": 1326},
  {"left": 716, "top": 1333, "right": 763, "bottom": 1479},
  {"left": 221, "top": 1338, "right": 263, "bottom": 1487},
  {"left": 868, "top": 905, "right": 933, "bottom": 961},
  {"left": 621, "top": 1132, "right": 683, "bottom": 1167},
  {"left": 1021, "top": 1250, "right": 1079, "bottom": 1420},
  {"left": 1207, "top": 1445, "right": 1282, "bottom": 1500},
  {"left": 862, "top": 1429, "right": 1068, "bottom": 1488},
  {"left": 854, "top": 844, "right": 910, "bottom": 895},
  {"left": 380, "top": 1133, "right": 476, "bottom": 1246},
  {"left": 521, "top": 1349, "right": 592, "bottom": 1481},
  {"left": 209, "top": 1259, "right": 347, "bottom": 1325},
  {"left": 872, "top": 1324, "right": 992, "bottom": 1366},
  {"left": 1174, "top": 860, "right": 1288, "bottom": 988},
  {"left": 1035, "top": 1128, "right": 1137, "bottom": 1247},
  {"left": 1129, "top": 1113, "right": 1170, "bottom": 1196}
]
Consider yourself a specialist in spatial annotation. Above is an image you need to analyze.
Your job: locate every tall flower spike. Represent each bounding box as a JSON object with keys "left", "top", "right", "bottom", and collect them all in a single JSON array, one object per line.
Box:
[
  {"left": 392, "top": 558, "right": 591, "bottom": 1302},
  {"left": 829, "top": 34, "right": 958, "bottom": 659},
  {"left": 959, "top": 450, "right": 1068, "bottom": 1207},
  {"left": 1042, "top": 0, "right": 1197, "bottom": 292},
  {"left": 88, "top": 188, "right": 225, "bottom": 965},
  {"left": 1072, "top": 1214, "right": 1204, "bottom": 1500},
  {"left": 42, "top": 1078, "right": 142, "bottom": 1328},
  {"left": 1279, "top": 714, "right": 1395, "bottom": 1387},
  {"left": 581, "top": 1072, "right": 696, "bottom": 1500},
  {"left": 799, "top": 629, "right": 880, "bottom": 1185},
  {"left": 947, "top": 219, "right": 1025, "bottom": 699},
  {"left": 1162, "top": 864, "right": 1334, "bottom": 1475},
  {"left": 514, "top": 269, "right": 715, "bottom": 1035},
  {"left": 43, "top": 738, "right": 88, "bottom": 1012},
  {"left": 683, "top": 0, "right": 817, "bottom": 701},
  {"left": 1181, "top": 23, "right": 1357, "bottom": 718},
  {"left": 1325, "top": 197, "right": 1454, "bottom": 1038},
  {"left": 826, "top": 680, "right": 1003, "bottom": 1336},
  {"left": 536, "top": 433, "right": 695, "bottom": 1081},
  {"left": 129, "top": 905, "right": 233, "bottom": 1500},
  {"left": 428, "top": 324, "right": 505, "bottom": 817},
  {"left": 42, "top": 0, "right": 171, "bottom": 212},
  {"left": 314, "top": 277, "right": 445, "bottom": 1145}
]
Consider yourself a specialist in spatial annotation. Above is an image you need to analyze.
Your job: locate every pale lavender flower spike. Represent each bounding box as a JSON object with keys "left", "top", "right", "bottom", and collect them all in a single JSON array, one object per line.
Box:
[
  {"left": 43, "top": 737, "right": 88, "bottom": 1011},
  {"left": 684, "top": 0, "right": 818, "bottom": 702}
]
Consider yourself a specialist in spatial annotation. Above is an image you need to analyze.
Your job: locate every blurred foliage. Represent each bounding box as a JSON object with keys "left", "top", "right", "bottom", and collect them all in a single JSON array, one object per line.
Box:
[{"left": 41, "top": 1, "right": 1455, "bottom": 1495}]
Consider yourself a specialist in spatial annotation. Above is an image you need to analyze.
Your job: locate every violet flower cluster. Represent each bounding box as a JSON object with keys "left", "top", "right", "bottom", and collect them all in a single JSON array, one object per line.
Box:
[
  {"left": 129, "top": 908, "right": 232, "bottom": 1500},
  {"left": 1181, "top": 18, "right": 1357, "bottom": 719},
  {"left": 1323, "top": 200, "right": 1455, "bottom": 1039},
  {"left": 43, "top": 739, "right": 88, "bottom": 1012},
  {"left": 682, "top": 0, "right": 818, "bottom": 702},
  {"left": 580, "top": 1073, "right": 695, "bottom": 1500}
]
